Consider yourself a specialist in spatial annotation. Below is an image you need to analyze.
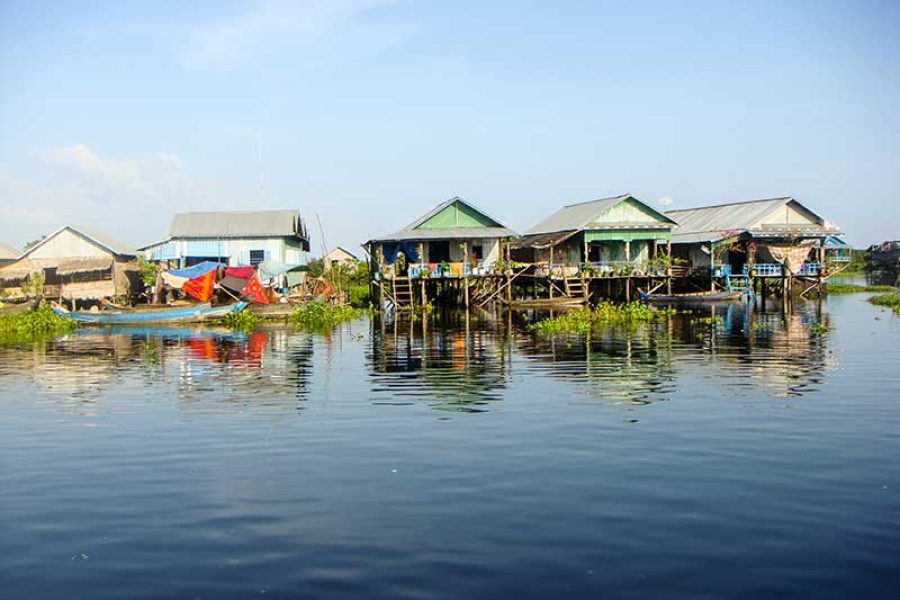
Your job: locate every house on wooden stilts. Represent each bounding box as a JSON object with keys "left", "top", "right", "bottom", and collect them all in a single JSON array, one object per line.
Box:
[
  {"left": 364, "top": 197, "right": 517, "bottom": 310},
  {"left": 510, "top": 194, "right": 677, "bottom": 302},
  {"left": 665, "top": 197, "right": 843, "bottom": 298},
  {"left": 0, "top": 226, "right": 138, "bottom": 306}
]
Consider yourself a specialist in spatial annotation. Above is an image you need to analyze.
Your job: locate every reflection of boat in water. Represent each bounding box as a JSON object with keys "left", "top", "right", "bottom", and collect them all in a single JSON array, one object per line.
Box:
[
  {"left": 639, "top": 289, "right": 744, "bottom": 303},
  {"left": 51, "top": 301, "right": 248, "bottom": 325}
]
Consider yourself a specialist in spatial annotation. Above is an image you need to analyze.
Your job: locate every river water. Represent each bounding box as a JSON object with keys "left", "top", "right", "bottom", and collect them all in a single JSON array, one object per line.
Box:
[{"left": 1, "top": 294, "right": 898, "bottom": 599}]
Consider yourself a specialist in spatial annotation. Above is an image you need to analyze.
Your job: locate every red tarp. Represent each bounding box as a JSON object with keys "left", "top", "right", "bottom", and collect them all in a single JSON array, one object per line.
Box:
[
  {"left": 183, "top": 269, "right": 216, "bottom": 302},
  {"left": 241, "top": 273, "right": 268, "bottom": 304},
  {"left": 225, "top": 266, "right": 256, "bottom": 279}
]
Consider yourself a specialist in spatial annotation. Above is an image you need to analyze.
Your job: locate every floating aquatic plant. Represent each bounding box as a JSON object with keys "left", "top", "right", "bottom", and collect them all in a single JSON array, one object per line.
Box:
[
  {"left": 0, "top": 303, "right": 77, "bottom": 344},
  {"left": 528, "top": 301, "right": 677, "bottom": 334},
  {"left": 290, "top": 303, "right": 361, "bottom": 330},
  {"left": 869, "top": 292, "right": 900, "bottom": 314}
]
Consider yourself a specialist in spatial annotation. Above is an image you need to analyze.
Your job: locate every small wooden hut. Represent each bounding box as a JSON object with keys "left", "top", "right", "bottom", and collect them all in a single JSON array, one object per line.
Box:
[{"left": 0, "top": 226, "right": 138, "bottom": 304}]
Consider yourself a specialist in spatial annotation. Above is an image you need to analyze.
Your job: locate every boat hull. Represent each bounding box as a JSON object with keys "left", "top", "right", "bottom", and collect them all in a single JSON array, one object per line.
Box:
[
  {"left": 52, "top": 302, "right": 248, "bottom": 325},
  {"left": 639, "top": 290, "right": 744, "bottom": 303}
]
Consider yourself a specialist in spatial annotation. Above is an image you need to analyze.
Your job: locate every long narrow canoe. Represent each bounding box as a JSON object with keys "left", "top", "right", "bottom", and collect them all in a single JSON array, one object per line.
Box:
[
  {"left": 639, "top": 290, "right": 744, "bottom": 303},
  {"left": 51, "top": 301, "right": 248, "bottom": 325}
]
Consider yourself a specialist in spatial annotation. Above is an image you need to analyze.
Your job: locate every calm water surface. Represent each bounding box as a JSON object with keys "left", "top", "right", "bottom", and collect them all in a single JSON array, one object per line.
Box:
[{"left": 1, "top": 295, "right": 899, "bottom": 599}]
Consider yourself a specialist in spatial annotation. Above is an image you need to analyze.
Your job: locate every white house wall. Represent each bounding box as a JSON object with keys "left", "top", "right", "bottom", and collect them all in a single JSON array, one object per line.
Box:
[{"left": 145, "top": 237, "right": 308, "bottom": 266}]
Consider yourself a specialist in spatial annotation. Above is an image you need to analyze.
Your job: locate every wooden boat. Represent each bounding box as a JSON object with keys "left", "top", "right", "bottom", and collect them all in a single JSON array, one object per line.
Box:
[
  {"left": 504, "top": 296, "right": 586, "bottom": 309},
  {"left": 639, "top": 289, "right": 744, "bottom": 303},
  {"left": 51, "top": 301, "right": 248, "bottom": 325}
]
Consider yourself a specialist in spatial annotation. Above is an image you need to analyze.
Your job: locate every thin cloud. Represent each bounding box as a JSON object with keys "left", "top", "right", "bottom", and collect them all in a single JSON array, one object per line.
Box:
[
  {"left": 0, "top": 145, "right": 207, "bottom": 247},
  {"left": 181, "top": 0, "right": 393, "bottom": 69}
]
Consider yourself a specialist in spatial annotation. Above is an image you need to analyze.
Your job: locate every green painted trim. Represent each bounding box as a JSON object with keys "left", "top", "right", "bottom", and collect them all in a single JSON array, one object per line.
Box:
[{"left": 584, "top": 229, "right": 671, "bottom": 242}]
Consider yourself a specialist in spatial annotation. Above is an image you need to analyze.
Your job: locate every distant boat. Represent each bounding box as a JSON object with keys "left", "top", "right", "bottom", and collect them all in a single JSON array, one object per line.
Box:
[
  {"left": 51, "top": 301, "right": 248, "bottom": 325},
  {"left": 639, "top": 289, "right": 744, "bottom": 303}
]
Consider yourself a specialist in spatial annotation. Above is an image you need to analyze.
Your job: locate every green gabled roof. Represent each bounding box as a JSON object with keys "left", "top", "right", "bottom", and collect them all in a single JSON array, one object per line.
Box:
[
  {"left": 525, "top": 194, "right": 677, "bottom": 236},
  {"left": 371, "top": 197, "right": 517, "bottom": 242}
]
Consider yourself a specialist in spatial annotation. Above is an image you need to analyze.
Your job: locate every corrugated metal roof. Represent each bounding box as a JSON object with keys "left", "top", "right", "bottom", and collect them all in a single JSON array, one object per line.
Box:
[
  {"left": 0, "top": 242, "right": 19, "bottom": 260},
  {"left": 371, "top": 197, "right": 516, "bottom": 242},
  {"left": 524, "top": 194, "right": 676, "bottom": 235},
  {"left": 76, "top": 227, "right": 136, "bottom": 256},
  {"left": 21, "top": 226, "right": 136, "bottom": 258},
  {"left": 666, "top": 197, "right": 840, "bottom": 244},
  {"left": 169, "top": 209, "right": 307, "bottom": 239},
  {"left": 512, "top": 230, "right": 579, "bottom": 249}
]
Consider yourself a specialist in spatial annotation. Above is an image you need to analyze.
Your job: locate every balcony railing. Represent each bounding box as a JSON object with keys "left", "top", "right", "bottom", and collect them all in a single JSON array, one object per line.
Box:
[
  {"left": 752, "top": 263, "right": 783, "bottom": 277},
  {"left": 406, "top": 261, "right": 491, "bottom": 278},
  {"left": 797, "top": 262, "right": 823, "bottom": 276}
]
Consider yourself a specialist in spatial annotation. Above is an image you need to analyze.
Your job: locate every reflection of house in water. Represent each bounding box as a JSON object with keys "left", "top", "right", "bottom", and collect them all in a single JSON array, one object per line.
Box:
[
  {"left": 0, "top": 328, "right": 314, "bottom": 411},
  {"left": 517, "top": 302, "right": 831, "bottom": 402},
  {"left": 369, "top": 313, "right": 512, "bottom": 412},
  {"left": 516, "top": 324, "right": 679, "bottom": 405}
]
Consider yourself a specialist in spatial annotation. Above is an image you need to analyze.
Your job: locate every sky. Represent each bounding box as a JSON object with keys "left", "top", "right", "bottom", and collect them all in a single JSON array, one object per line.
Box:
[{"left": 1, "top": 0, "right": 898, "bottom": 253}]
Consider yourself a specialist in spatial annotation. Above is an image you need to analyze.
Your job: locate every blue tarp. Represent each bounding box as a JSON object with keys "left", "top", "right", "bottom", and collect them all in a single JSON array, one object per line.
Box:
[
  {"left": 382, "top": 242, "right": 420, "bottom": 264},
  {"left": 167, "top": 261, "right": 220, "bottom": 279},
  {"left": 258, "top": 260, "right": 304, "bottom": 281}
]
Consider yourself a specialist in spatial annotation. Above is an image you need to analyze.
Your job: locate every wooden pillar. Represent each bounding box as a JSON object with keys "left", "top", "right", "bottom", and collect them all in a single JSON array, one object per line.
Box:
[
  {"left": 549, "top": 246, "right": 554, "bottom": 299},
  {"left": 666, "top": 240, "right": 673, "bottom": 295}
]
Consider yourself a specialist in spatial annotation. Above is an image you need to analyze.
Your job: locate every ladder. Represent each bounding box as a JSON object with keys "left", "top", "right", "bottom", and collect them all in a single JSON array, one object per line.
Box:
[
  {"left": 390, "top": 276, "right": 414, "bottom": 309},
  {"left": 725, "top": 272, "right": 752, "bottom": 298},
  {"left": 564, "top": 277, "right": 587, "bottom": 299}
]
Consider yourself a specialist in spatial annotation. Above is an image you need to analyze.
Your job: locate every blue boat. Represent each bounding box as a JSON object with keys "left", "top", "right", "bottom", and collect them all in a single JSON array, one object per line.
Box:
[{"left": 51, "top": 301, "right": 248, "bottom": 325}]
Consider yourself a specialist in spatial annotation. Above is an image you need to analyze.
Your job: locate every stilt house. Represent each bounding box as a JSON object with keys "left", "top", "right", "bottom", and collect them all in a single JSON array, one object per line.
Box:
[
  {"left": 665, "top": 197, "right": 843, "bottom": 278},
  {"left": 365, "top": 197, "right": 516, "bottom": 279},
  {"left": 0, "top": 226, "right": 138, "bottom": 302},
  {"left": 511, "top": 194, "right": 677, "bottom": 276}
]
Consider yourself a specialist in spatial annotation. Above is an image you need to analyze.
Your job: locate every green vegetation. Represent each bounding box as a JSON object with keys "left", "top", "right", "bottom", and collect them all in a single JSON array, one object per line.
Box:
[
  {"left": 825, "top": 283, "right": 896, "bottom": 294},
  {"left": 289, "top": 302, "right": 362, "bottom": 330},
  {"left": 869, "top": 293, "right": 900, "bottom": 314},
  {"left": 136, "top": 256, "right": 160, "bottom": 287},
  {"left": 528, "top": 301, "right": 677, "bottom": 334},
  {"left": 0, "top": 303, "right": 76, "bottom": 343},
  {"left": 220, "top": 309, "right": 261, "bottom": 331},
  {"left": 809, "top": 322, "right": 832, "bottom": 334},
  {"left": 349, "top": 284, "right": 370, "bottom": 307}
]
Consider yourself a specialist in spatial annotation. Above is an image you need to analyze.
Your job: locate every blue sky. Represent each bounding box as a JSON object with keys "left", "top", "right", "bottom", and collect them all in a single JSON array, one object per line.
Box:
[{"left": 1, "top": 0, "right": 898, "bottom": 251}]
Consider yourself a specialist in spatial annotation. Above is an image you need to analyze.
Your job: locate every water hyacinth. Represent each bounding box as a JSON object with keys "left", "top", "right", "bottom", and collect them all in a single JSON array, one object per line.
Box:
[
  {"left": 0, "top": 303, "right": 77, "bottom": 343},
  {"left": 220, "top": 309, "right": 262, "bottom": 331},
  {"left": 869, "top": 292, "right": 900, "bottom": 314},
  {"left": 528, "top": 301, "right": 677, "bottom": 334},
  {"left": 289, "top": 303, "right": 361, "bottom": 330}
]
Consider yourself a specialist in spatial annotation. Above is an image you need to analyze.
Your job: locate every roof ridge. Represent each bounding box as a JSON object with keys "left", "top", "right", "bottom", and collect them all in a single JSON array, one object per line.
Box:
[
  {"left": 562, "top": 193, "right": 631, "bottom": 208},
  {"left": 666, "top": 197, "right": 792, "bottom": 213}
]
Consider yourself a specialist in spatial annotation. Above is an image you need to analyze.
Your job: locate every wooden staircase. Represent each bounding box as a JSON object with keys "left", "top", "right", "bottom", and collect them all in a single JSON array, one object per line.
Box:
[
  {"left": 725, "top": 272, "right": 752, "bottom": 296},
  {"left": 390, "top": 276, "right": 414, "bottom": 309},
  {"left": 564, "top": 277, "right": 588, "bottom": 299}
]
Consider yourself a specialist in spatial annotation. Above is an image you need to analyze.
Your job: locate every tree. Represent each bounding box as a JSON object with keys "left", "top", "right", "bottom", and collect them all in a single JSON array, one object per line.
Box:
[
  {"left": 23, "top": 236, "right": 46, "bottom": 251},
  {"left": 307, "top": 258, "right": 324, "bottom": 278}
]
